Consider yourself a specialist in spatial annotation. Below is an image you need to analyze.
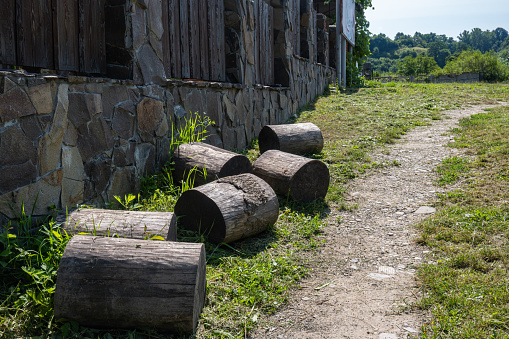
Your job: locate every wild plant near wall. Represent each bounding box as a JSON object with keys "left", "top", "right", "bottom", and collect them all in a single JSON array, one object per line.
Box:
[
  {"left": 169, "top": 112, "right": 214, "bottom": 154},
  {"left": 116, "top": 112, "right": 213, "bottom": 210},
  {"left": 0, "top": 212, "right": 70, "bottom": 337}
]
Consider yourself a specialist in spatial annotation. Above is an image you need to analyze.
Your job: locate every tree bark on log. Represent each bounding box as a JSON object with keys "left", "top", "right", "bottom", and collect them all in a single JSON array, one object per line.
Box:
[
  {"left": 54, "top": 235, "right": 206, "bottom": 334},
  {"left": 55, "top": 209, "right": 177, "bottom": 241},
  {"left": 252, "top": 150, "right": 329, "bottom": 201},
  {"left": 173, "top": 142, "right": 252, "bottom": 187},
  {"left": 174, "top": 173, "right": 279, "bottom": 243},
  {"left": 258, "top": 122, "right": 324, "bottom": 154}
]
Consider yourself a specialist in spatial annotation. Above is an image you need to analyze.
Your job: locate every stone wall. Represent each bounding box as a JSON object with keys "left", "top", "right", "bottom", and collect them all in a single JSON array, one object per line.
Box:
[
  {"left": 0, "top": 61, "right": 334, "bottom": 224},
  {"left": 0, "top": 0, "right": 335, "bottom": 224},
  {"left": 431, "top": 72, "right": 483, "bottom": 83}
]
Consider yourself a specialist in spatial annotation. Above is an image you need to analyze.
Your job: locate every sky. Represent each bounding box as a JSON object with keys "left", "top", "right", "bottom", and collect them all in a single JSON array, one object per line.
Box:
[{"left": 365, "top": 0, "right": 509, "bottom": 40}]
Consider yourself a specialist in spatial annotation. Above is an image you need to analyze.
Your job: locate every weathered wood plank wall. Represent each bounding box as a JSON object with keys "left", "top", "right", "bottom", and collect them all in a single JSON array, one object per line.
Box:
[
  {"left": 79, "top": 0, "right": 106, "bottom": 74},
  {"left": 1, "top": 0, "right": 283, "bottom": 85},
  {"left": 54, "top": 0, "right": 79, "bottom": 71},
  {"left": 0, "top": 0, "right": 106, "bottom": 75},
  {"left": 208, "top": 0, "right": 226, "bottom": 81},
  {"left": 165, "top": 0, "right": 225, "bottom": 81},
  {"left": 254, "top": 0, "right": 274, "bottom": 85},
  {"left": 168, "top": 0, "right": 182, "bottom": 79},
  {"left": 17, "top": 0, "right": 54, "bottom": 69},
  {"left": 289, "top": 0, "right": 300, "bottom": 57},
  {"left": 0, "top": 0, "right": 17, "bottom": 66},
  {"left": 198, "top": 0, "right": 210, "bottom": 79}
]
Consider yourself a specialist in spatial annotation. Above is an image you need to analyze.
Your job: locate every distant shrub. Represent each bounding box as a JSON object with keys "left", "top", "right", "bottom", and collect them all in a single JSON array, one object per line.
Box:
[
  {"left": 442, "top": 50, "right": 509, "bottom": 82},
  {"left": 397, "top": 55, "right": 439, "bottom": 76}
]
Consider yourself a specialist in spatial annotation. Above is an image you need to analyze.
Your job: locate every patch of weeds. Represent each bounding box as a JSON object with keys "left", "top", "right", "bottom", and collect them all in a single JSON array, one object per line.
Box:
[
  {"left": 436, "top": 156, "right": 470, "bottom": 186},
  {"left": 238, "top": 139, "right": 261, "bottom": 162},
  {"left": 0, "top": 208, "right": 71, "bottom": 337},
  {"left": 336, "top": 202, "right": 358, "bottom": 212},
  {"left": 437, "top": 189, "right": 466, "bottom": 205}
]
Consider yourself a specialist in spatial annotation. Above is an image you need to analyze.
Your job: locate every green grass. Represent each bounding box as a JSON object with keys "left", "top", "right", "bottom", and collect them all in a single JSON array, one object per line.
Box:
[
  {"left": 417, "top": 105, "right": 509, "bottom": 338},
  {"left": 0, "top": 208, "right": 70, "bottom": 337},
  {"left": 436, "top": 156, "right": 470, "bottom": 186},
  {"left": 1, "top": 83, "right": 509, "bottom": 338}
]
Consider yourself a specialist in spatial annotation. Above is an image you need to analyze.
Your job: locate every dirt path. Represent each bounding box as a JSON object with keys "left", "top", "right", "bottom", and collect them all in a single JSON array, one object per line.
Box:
[{"left": 250, "top": 104, "right": 506, "bottom": 339}]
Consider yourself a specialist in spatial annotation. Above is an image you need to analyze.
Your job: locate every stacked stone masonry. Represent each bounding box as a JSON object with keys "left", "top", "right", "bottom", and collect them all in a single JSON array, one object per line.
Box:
[{"left": 0, "top": 0, "right": 336, "bottom": 223}]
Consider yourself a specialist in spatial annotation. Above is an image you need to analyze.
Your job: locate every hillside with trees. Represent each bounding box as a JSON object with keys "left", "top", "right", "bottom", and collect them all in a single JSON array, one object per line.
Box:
[{"left": 368, "top": 28, "right": 509, "bottom": 80}]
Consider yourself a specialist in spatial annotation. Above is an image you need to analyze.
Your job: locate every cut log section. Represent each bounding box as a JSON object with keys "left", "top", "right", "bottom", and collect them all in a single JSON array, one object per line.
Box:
[
  {"left": 55, "top": 209, "right": 177, "bottom": 241},
  {"left": 54, "top": 236, "right": 206, "bottom": 334},
  {"left": 252, "top": 150, "right": 329, "bottom": 202},
  {"left": 174, "top": 173, "right": 279, "bottom": 243},
  {"left": 258, "top": 122, "right": 324, "bottom": 154},
  {"left": 173, "top": 142, "right": 253, "bottom": 187}
]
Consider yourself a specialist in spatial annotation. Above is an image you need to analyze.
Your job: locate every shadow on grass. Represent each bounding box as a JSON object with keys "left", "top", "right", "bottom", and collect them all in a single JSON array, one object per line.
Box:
[{"left": 177, "top": 195, "right": 330, "bottom": 267}]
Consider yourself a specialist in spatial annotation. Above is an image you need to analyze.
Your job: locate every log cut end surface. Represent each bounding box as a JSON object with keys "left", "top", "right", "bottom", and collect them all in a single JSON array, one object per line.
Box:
[
  {"left": 290, "top": 159, "right": 330, "bottom": 201},
  {"left": 54, "top": 236, "right": 206, "bottom": 334},
  {"left": 175, "top": 173, "right": 279, "bottom": 243},
  {"left": 56, "top": 209, "right": 177, "bottom": 241},
  {"left": 258, "top": 125, "right": 280, "bottom": 153},
  {"left": 253, "top": 150, "right": 330, "bottom": 202},
  {"left": 175, "top": 189, "right": 227, "bottom": 241},
  {"left": 220, "top": 155, "right": 253, "bottom": 178}
]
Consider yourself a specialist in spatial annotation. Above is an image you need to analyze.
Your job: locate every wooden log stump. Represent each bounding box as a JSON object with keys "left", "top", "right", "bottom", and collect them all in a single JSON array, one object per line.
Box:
[
  {"left": 54, "top": 235, "right": 206, "bottom": 334},
  {"left": 173, "top": 142, "right": 252, "bottom": 187},
  {"left": 174, "top": 173, "right": 279, "bottom": 243},
  {"left": 252, "top": 150, "right": 329, "bottom": 202},
  {"left": 258, "top": 122, "right": 324, "bottom": 154},
  {"left": 56, "top": 209, "right": 177, "bottom": 241}
]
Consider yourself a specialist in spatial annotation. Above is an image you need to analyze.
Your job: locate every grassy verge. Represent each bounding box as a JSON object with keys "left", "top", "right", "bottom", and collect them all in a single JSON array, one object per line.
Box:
[
  {"left": 1, "top": 82, "right": 508, "bottom": 338},
  {"left": 417, "top": 105, "right": 509, "bottom": 338}
]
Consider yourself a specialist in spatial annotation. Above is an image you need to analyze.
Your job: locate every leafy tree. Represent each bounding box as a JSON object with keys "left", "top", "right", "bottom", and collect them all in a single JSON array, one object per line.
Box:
[
  {"left": 399, "top": 49, "right": 417, "bottom": 59},
  {"left": 494, "top": 27, "right": 508, "bottom": 43},
  {"left": 499, "top": 48, "right": 509, "bottom": 65},
  {"left": 368, "top": 27, "right": 509, "bottom": 76},
  {"left": 436, "top": 49, "right": 451, "bottom": 68},
  {"left": 367, "top": 57, "right": 398, "bottom": 74},
  {"left": 394, "top": 32, "right": 414, "bottom": 48},
  {"left": 470, "top": 28, "right": 495, "bottom": 52},
  {"left": 412, "top": 32, "right": 427, "bottom": 48},
  {"left": 427, "top": 40, "right": 448, "bottom": 66},
  {"left": 397, "top": 56, "right": 418, "bottom": 75},
  {"left": 346, "top": 0, "right": 373, "bottom": 87},
  {"left": 397, "top": 55, "right": 439, "bottom": 76},
  {"left": 458, "top": 30, "right": 471, "bottom": 45},
  {"left": 369, "top": 33, "right": 398, "bottom": 58},
  {"left": 456, "top": 41, "right": 470, "bottom": 53},
  {"left": 499, "top": 37, "right": 509, "bottom": 64}
]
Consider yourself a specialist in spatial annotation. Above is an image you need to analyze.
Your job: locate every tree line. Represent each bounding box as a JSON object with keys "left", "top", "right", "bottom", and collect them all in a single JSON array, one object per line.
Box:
[{"left": 368, "top": 28, "right": 509, "bottom": 81}]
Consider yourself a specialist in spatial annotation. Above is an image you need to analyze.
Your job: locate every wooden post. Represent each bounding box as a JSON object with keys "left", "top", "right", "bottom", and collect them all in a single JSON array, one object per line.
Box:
[
  {"left": 56, "top": 209, "right": 177, "bottom": 241},
  {"left": 258, "top": 122, "right": 324, "bottom": 155},
  {"left": 54, "top": 236, "right": 206, "bottom": 334},
  {"left": 336, "top": 0, "right": 341, "bottom": 84},
  {"left": 253, "top": 150, "right": 330, "bottom": 202},
  {"left": 341, "top": 36, "right": 347, "bottom": 87},
  {"left": 174, "top": 173, "right": 279, "bottom": 243},
  {"left": 172, "top": 142, "right": 253, "bottom": 187},
  {"left": 0, "top": 0, "right": 16, "bottom": 66}
]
